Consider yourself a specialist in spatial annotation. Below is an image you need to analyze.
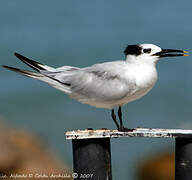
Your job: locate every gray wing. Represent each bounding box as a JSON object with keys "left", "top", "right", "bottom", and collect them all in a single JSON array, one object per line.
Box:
[
  {"left": 67, "top": 62, "right": 136, "bottom": 101},
  {"left": 41, "top": 61, "right": 136, "bottom": 102}
]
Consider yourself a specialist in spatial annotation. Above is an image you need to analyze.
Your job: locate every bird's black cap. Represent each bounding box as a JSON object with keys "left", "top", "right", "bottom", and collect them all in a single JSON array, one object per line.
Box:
[{"left": 124, "top": 45, "right": 142, "bottom": 56}]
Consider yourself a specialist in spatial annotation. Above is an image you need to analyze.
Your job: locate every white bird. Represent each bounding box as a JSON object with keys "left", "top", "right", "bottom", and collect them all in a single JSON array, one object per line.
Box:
[{"left": 3, "top": 44, "right": 188, "bottom": 131}]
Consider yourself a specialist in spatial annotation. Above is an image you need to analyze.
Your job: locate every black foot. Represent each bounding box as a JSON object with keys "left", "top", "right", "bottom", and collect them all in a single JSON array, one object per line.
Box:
[
  {"left": 118, "top": 126, "right": 135, "bottom": 132},
  {"left": 86, "top": 128, "right": 93, "bottom": 130},
  {"left": 101, "top": 128, "right": 108, "bottom": 130}
]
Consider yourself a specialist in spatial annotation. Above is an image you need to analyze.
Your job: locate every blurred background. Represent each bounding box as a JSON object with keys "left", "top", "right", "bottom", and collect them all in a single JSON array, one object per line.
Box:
[{"left": 0, "top": 0, "right": 192, "bottom": 179}]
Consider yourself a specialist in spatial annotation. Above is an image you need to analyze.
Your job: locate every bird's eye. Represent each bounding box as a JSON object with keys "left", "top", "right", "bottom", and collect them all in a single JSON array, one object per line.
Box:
[{"left": 143, "top": 48, "right": 151, "bottom": 54}]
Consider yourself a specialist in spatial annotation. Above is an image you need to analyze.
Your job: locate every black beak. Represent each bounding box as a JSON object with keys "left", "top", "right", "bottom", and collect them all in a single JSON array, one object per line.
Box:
[{"left": 153, "top": 49, "right": 189, "bottom": 58}]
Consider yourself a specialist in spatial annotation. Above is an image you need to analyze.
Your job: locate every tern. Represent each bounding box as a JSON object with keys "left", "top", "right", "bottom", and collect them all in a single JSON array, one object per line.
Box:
[{"left": 3, "top": 44, "right": 188, "bottom": 131}]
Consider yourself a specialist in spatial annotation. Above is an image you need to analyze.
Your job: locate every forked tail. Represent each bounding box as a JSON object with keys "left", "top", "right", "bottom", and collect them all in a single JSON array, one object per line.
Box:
[{"left": 2, "top": 53, "right": 72, "bottom": 93}]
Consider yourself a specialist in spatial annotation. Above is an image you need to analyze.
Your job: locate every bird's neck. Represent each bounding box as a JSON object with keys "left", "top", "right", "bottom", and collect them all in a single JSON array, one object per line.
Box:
[
  {"left": 125, "top": 56, "right": 158, "bottom": 89},
  {"left": 125, "top": 55, "right": 158, "bottom": 66}
]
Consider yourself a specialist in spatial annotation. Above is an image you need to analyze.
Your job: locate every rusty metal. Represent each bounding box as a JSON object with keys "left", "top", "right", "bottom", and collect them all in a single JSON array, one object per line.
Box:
[
  {"left": 72, "top": 138, "right": 112, "bottom": 180},
  {"left": 66, "top": 128, "right": 192, "bottom": 180},
  {"left": 175, "top": 137, "right": 192, "bottom": 180},
  {"left": 66, "top": 128, "right": 192, "bottom": 140}
]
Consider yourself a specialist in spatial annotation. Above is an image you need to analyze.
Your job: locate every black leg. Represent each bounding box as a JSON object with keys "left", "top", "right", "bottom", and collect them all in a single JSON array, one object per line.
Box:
[
  {"left": 111, "top": 109, "right": 120, "bottom": 129},
  {"left": 117, "top": 106, "right": 134, "bottom": 132},
  {"left": 118, "top": 106, "right": 123, "bottom": 127}
]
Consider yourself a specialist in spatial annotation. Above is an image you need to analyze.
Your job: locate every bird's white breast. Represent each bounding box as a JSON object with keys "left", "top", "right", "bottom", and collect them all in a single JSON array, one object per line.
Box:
[{"left": 120, "top": 61, "right": 158, "bottom": 105}]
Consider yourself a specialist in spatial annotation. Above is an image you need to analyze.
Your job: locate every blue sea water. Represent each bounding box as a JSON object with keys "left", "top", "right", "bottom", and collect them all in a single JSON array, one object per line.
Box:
[{"left": 1, "top": 0, "right": 192, "bottom": 179}]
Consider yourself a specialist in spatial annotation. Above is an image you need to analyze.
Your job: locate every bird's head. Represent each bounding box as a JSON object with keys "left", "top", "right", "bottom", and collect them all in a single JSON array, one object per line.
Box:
[{"left": 124, "top": 44, "right": 188, "bottom": 64}]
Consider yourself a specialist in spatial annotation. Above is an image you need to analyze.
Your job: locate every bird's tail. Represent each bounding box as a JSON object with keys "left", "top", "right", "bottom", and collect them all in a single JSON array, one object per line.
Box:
[
  {"left": 3, "top": 65, "right": 48, "bottom": 80},
  {"left": 2, "top": 53, "right": 71, "bottom": 93},
  {"left": 3, "top": 52, "right": 56, "bottom": 81},
  {"left": 14, "top": 52, "right": 56, "bottom": 72}
]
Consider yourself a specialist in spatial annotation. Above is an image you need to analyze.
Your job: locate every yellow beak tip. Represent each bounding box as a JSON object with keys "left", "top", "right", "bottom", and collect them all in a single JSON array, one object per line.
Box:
[
  {"left": 183, "top": 54, "right": 189, "bottom": 56},
  {"left": 183, "top": 50, "right": 189, "bottom": 53}
]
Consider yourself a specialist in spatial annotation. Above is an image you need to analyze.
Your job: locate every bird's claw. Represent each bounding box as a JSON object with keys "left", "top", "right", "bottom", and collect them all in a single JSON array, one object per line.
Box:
[{"left": 118, "top": 126, "right": 135, "bottom": 132}]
